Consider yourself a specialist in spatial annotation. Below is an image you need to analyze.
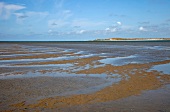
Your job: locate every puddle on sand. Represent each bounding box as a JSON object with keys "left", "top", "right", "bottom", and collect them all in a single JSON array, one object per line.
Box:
[
  {"left": 0, "top": 70, "right": 122, "bottom": 96},
  {"left": 0, "top": 56, "right": 80, "bottom": 67},
  {"left": 51, "top": 73, "right": 122, "bottom": 96},
  {"left": 0, "top": 55, "right": 77, "bottom": 62},
  {"left": 0, "top": 70, "right": 121, "bottom": 83},
  {"left": 74, "top": 51, "right": 88, "bottom": 55},
  {"left": 60, "top": 81, "right": 114, "bottom": 96},
  {"left": 149, "top": 63, "right": 170, "bottom": 74},
  {"left": 99, "top": 55, "right": 138, "bottom": 66}
]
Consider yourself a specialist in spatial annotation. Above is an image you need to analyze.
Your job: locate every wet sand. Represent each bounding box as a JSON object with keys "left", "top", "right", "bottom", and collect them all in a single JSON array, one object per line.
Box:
[
  {"left": 0, "top": 76, "right": 108, "bottom": 111},
  {"left": 0, "top": 42, "right": 170, "bottom": 112}
]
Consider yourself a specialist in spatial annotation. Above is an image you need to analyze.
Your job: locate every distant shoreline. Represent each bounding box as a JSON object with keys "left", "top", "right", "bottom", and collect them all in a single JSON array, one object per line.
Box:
[{"left": 93, "top": 38, "right": 170, "bottom": 42}]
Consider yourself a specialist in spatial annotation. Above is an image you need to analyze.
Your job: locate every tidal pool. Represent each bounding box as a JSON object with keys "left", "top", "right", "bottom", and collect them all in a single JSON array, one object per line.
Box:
[{"left": 149, "top": 63, "right": 170, "bottom": 74}]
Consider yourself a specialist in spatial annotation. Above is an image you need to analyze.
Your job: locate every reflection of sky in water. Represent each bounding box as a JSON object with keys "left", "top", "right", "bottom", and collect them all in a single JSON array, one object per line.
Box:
[
  {"left": 0, "top": 71, "right": 121, "bottom": 95},
  {"left": 1, "top": 42, "right": 170, "bottom": 79},
  {"left": 0, "top": 70, "right": 122, "bottom": 86},
  {"left": 102, "top": 45, "right": 170, "bottom": 51},
  {"left": 143, "top": 46, "right": 170, "bottom": 50},
  {"left": 149, "top": 63, "right": 170, "bottom": 74},
  {"left": 0, "top": 53, "right": 100, "bottom": 67},
  {"left": 99, "top": 55, "right": 139, "bottom": 66}
]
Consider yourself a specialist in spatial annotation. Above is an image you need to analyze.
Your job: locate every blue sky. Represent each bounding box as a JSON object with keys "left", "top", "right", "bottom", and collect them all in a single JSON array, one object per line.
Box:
[{"left": 0, "top": 0, "right": 170, "bottom": 41}]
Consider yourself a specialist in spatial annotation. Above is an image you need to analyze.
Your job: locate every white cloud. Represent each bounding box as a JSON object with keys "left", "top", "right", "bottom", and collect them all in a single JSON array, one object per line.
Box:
[
  {"left": 76, "top": 30, "right": 86, "bottom": 34},
  {"left": 48, "top": 29, "right": 52, "bottom": 33},
  {"left": 14, "top": 13, "right": 28, "bottom": 19},
  {"left": 0, "top": 2, "right": 25, "bottom": 19},
  {"left": 105, "top": 27, "right": 117, "bottom": 32},
  {"left": 103, "top": 21, "right": 122, "bottom": 33},
  {"left": 4, "top": 4, "right": 25, "bottom": 10},
  {"left": 139, "top": 26, "right": 147, "bottom": 31},
  {"left": 110, "top": 28, "right": 117, "bottom": 32},
  {"left": 105, "top": 28, "right": 110, "bottom": 31},
  {"left": 117, "top": 21, "right": 122, "bottom": 25},
  {"left": 139, "top": 26, "right": 144, "bottom": 31}
]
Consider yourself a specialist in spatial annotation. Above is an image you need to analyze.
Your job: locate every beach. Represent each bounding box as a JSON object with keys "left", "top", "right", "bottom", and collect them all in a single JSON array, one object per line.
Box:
[{"left": 0, "top": 42, "right": 170, "bottom": 112}]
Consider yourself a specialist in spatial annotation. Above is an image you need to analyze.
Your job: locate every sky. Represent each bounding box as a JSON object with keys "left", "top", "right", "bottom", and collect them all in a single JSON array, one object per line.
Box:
[{"left": 0, "top": 0, "right": 170, "bottom": 41}]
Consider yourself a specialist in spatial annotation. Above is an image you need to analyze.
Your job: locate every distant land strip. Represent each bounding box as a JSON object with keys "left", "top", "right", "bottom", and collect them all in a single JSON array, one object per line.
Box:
[{"left": 93, "top": 38, "right": 170, "bottom": 41}]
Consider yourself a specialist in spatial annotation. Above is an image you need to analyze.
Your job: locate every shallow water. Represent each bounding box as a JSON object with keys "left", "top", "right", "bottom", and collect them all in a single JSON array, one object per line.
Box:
[
  {"left": 99, "top": 55, "right": 138, "bottom": 66},
  {"left": 149, "top": 63, "right": 170, "bottom": 74},
  {"left": 0, "top": 42, "right": 170, "bottom": 78}
]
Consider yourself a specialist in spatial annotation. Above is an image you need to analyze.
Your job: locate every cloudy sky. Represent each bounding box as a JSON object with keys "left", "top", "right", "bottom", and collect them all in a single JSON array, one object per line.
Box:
[{"left": 0, "top": 0, "right": 170, "bottom": 41}]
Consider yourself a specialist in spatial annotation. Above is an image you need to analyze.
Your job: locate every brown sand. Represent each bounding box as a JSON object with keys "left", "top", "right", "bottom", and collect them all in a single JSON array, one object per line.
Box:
[
  {"left": 0, "top": 76, "right": 108, "bottom": 111},
  {"left": 8, "top": 60, "right": 170, "bottom": 111},
  {"left": 53, "top": 85, "right": 170, "bottom": 112}
]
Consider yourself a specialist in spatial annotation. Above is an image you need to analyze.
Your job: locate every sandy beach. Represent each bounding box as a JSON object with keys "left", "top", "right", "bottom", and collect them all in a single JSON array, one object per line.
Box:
[{"left": 0, "top": 42, "right": 170, "bottom": 112}]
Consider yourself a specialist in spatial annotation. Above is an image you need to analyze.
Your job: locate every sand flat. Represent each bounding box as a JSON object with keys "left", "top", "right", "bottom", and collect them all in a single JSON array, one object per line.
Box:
[{"left": 0, "top": 42, "right": 170, "bottom": 111}]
